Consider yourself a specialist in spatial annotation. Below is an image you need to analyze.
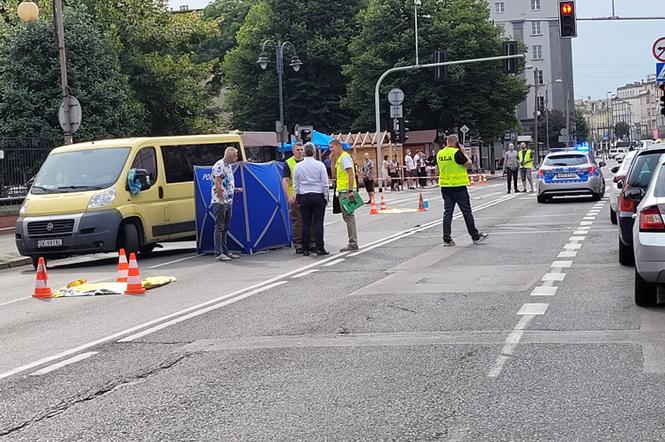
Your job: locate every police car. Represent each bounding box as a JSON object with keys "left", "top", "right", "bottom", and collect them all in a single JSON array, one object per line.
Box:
[{"left": 536, "top": 149, "right": 606, "bottom": 203}]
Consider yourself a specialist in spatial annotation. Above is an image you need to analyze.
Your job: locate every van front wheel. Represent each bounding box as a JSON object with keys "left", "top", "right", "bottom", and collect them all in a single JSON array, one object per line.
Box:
[{"left": 119, "top": 223, "right": 140, "bottom": 254}]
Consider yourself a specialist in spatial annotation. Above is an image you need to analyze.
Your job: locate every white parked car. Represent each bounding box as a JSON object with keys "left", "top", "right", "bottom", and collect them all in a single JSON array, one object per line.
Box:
[{"left": 609, "top": 150, "right": 637, "bottom": 224}]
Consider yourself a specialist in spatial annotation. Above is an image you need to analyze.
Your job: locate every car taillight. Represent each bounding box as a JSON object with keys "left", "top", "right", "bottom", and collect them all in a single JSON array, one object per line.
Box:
[
  {"left": 639, "top": 206, "right": 665, "bottom": 231},
  {"left": 619, "top": 191, "right": 637, "bottom": 212},
  {"left": 588, "top": 166, "right": 597, "bottom": 175},
  {"left": 538, "top": 168, "right": 544, "bottom": 177},
  {"left": 613, "top": 175, "right": 625, "bottom": 183}
]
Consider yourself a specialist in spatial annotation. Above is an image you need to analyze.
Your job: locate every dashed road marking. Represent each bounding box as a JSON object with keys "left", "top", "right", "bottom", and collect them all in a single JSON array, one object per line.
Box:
[
  {"left": 517, "top": 303, "right": 549, "bottom": 315},
  {"left": 558, "top": 251, "right": 577, "bottom": 258},
  {"left": 531, "top": 286, "right": 558, "bottom": 296},
  {"left": 564, "top": 243, "right": 582, "bottom": 250},
  {"left": 542, "top": 272, "right": 566, "bottom": 281},
  {"left": 551, "top": 260, "right": 573, "bottom": 268},
  {"left": 292, "top": 269, "right": 319, "bottom": 278},
  {"left": 583, "top": 217, "right": 596, "bottom": 220},
  {"left": 569, "top": 236, "right": 586, "bottom": 241},
  {"left": 487, "top": 315, "right": 536, "bottom": 378},
  {"left": 580, "top": 221, "right": 593, "bottom": 226}
]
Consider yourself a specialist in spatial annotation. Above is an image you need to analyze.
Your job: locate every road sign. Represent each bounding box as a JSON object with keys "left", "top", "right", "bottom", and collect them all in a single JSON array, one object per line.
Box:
[
  {"left": 58, "top": 96, "right": 82, "bottom": 134},
  {"left": 653, "top": 37, "right": 665, "bottom": 62},
  {"left": 560, "top": 128, "right": 568, "bottom": 136},
  {"left": 657, "top": 63, "right": 665, "bottom": 83},
  {"left": 390, "top": 105, "right": 403, "bottom": 119},
  {"left": 460, "top": 125, "right": 470, "bottom": 134},
  {"left": 387, "top": 88, "right": 404, "bottom": 105},
  {"left": 558, "top": 135, "right": 570, "bottom": 143}
]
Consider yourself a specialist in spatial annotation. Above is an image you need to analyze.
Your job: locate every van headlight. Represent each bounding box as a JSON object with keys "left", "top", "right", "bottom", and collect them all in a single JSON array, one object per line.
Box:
[
  {"left": 19, "top": 200, "right": 27, "bottom": 215},
  {"left": 88, "top": 187, "right": 117, "bottom": 209}
]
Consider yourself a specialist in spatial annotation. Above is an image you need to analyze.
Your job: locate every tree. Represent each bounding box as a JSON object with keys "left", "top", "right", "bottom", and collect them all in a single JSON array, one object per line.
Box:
[
  {"left": 614, "top": 121, "right": 630, "bottom": 140},
  {"left": 0, "top": 5, "right": 145, "bottom": 140},
  {"left": 343, "top": 0, "right": 528, "bottom": 139},
  {"left": 575, "top": 105, "right": 589, "bottom": 143},
  {"left": 222, "top": 0, "right": 363, "bottom": 132},
  {"left": 537, "top": 110, "right": 567, "bottom": 149}
]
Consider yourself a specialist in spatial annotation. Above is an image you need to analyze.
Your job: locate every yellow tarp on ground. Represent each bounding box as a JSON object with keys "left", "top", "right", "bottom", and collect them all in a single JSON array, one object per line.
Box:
[{"left": 51, "top": 276, "right": 177, "bottom": 298}]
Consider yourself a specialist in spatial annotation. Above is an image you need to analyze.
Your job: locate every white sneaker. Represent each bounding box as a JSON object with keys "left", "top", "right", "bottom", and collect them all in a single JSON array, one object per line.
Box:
[
  {"left": 227, "top": 253, "right": 240, "bottom": 259},
  {"left": 473, "top": 233, "right": 488, "bottom": 245},
  {"left": 216, "top": 253, "right": 232, "bottom": 261}
]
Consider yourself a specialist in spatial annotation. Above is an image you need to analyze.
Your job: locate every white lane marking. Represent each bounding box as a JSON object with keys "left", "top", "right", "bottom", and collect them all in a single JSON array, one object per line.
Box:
[
  {"left": 0, "top": 296, "right": 31, "bottom": 307},
  {"left": 292, "top": 269, "right": 319, "bottom": 279},
  {"left": 580, "top": 221, "right": 593, "bottom": 226},
  {"left": 542, "top": 273, "right": 565, "bottom": 281},
  {"left": 577, "top": 226, "right": 591, "bottom": 230},
  {"left": 573, "top": 230, "right": 588, "bottom": 235},
  {"left": 517, "top": 303, "right": 549, "bottom": 315},
  {"left": 28, "top": 352, "right": 98, "bottom": 376},
  {"left": 487, "top": 315, "right": 536, "bottom": 378},
  {"left": 531, "top": 286, "right": 557, "bottom": 296},
  {"left": 564, "top": 243, "right": 582, "bottom": 250},
  {"left": 551, "top": 260, "right": 573, "bottom": 268},
  {"left": 118, "top": 281, "right": 288, "bottom": 343},
  {"left": 569, "top": 236, "right": 586, "bottom": 241},
  {"left": 558, "top": 251, "right": 577, "bottom": 258},
  {"left": 148, "top": 254, "right": 202, "bottom": 269},
  {"left": 583, "top": 216, "right": 596, "bottom": 220},
  {"left": 323, "top": 258, "right": 345, "bottom": 267},
  {"left": 587, "top": 212, "right": 600, "bottom": 216}
]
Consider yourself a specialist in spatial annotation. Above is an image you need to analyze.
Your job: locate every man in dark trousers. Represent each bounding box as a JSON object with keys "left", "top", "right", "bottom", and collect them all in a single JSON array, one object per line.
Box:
[{"left": 437, "top": 134, "right": 488, "bottom": 247}]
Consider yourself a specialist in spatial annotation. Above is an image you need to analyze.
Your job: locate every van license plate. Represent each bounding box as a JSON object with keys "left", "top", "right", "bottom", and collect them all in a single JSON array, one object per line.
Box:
[{"left": 37, "top": 239, "right": 63, "bottom": 248}]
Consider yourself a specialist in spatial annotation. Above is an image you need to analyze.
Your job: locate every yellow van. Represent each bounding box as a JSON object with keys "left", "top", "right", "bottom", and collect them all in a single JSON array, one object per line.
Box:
[{"left": 15, "top": 134, "right": 246, "bottom": 267}]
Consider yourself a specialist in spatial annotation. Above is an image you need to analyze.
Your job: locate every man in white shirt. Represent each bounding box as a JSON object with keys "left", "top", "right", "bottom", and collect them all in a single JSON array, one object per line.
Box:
[
  {"left": 210, "top": 147, "right": 243, "bottom": 261},
  {"left": 405, "top": 149, "right": 416, "bottom": 189},
  {"left": 294, "top": 143, "right": 330, "bottom": 256}
]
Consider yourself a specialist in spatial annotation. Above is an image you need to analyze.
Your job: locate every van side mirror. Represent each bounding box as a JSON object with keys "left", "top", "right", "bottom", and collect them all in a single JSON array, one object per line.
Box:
[
  {"left": 133, "top": 169, "right": 151, "bottom": 190},
  {"left": 625, "top": 187, "right": 644, "bottom": 201}
]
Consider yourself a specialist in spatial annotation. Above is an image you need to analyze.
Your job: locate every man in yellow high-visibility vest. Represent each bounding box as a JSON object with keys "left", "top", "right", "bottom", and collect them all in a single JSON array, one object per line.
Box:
[
  {"left": 437, "top": 134, "right": 487, "bottom": 247},
  {"left": 330, "top": 139, "right": 359, "bottom": 251},
  {"left": 518, "top": 142, "right": 535, "bottom": 192}
]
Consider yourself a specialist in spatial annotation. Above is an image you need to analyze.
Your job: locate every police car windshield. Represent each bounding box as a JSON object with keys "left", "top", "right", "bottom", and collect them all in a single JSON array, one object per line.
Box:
[
  {"left": 543, "top": 154, "right": 587, "bottom": 167},
  {"left": 32, "top": 147, "right": 130, "bottom": 194}
]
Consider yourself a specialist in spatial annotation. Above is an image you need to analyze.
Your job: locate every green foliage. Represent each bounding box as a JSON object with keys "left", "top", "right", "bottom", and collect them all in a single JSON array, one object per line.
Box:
[
  {"left": 537, "top": 110, "right": 567, "bottom": 148},
  {"left": 0, "top": 5, "right": 144, "bottom": 140},
  {"left": 575, "top": 105, "right": 589, "bottom": 142},
  {"left": 343, "top": 0, "right": 528, "bottom": 139},
  {"left": 614, "top": 121, "right": 630, "bottom": 139},
  {"left": 222, "top": 0, "right": 363, "bottom": 132}
]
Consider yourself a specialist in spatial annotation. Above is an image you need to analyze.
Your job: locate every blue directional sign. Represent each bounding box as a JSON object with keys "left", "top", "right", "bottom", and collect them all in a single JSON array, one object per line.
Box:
[{"left": 657, "top": 63, "right": 665, "bottom": 83}]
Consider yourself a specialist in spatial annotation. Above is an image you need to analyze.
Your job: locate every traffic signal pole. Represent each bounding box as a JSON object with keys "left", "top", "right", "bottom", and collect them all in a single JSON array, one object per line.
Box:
[{"left": 373, "top": 54, "right": 525, "bottom": 184}]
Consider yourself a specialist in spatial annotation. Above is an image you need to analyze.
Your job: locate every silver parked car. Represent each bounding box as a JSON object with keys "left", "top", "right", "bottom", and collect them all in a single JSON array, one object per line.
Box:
[
  {"left": 610, "top": 150, "right": 637, "bottom": 224},
  {"left": 633, "top": 154, "right": 665, "bottom": 306},
  {"left": 536, "top": 150, "right": 606, "bottom": 203}
]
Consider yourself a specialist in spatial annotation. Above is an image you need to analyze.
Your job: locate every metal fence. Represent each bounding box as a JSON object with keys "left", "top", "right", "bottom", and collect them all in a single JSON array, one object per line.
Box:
[{"left": 0, "top": 138, "right": 56, "bottom": 204}]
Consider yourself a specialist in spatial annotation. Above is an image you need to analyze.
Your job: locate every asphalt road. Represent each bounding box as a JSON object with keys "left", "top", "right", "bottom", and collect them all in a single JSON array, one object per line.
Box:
[{"left": 2, "top": 168, "right": 664, "bottom": 441}]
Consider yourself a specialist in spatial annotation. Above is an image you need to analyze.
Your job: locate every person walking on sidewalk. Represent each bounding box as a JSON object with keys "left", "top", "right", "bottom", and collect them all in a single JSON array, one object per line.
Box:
[
  {"left": 330, "top": 139, "right": 359, "bottom": 252},
  {"left": 211, "top": 147, "right": 243, "bottom": 261},
  {"left": 294, "top": 143, "right": 329, "bottom": 256},
  {"left": 503, "top": 143, "right": 519, "bottom": 194},
  {"left": 362, "top": 152, "right": 375, "bottom": 204},
  {"left": 437, "top": 134, "right": 487, "bottom": 247},
  {"left": 518, "top": 142, "right": 535, "bottom": 192}
]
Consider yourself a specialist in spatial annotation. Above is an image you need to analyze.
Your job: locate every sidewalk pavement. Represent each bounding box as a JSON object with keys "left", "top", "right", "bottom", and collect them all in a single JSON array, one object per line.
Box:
[{"left": 0, "top": 231, "right": 30, "bottom": 270}]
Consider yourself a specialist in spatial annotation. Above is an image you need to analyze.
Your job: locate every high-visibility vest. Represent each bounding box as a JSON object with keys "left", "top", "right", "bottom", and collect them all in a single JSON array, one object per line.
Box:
[
  {"left": 286, "top": 156, "right": 298, "bottom": 197},
  {"left": 518, "top": 149, "right": 533, "bottom": 169},
  {"left": 336, "top": 152, "right": 356, "bottom": 192},
  {"left": 437, "top": 146, "right": 469, "bottom": 187}
]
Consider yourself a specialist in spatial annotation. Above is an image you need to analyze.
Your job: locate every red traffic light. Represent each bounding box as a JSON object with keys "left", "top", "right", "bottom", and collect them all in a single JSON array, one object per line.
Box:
[{"left": 560, "top": 2, "right": 574, "bottom": 15}]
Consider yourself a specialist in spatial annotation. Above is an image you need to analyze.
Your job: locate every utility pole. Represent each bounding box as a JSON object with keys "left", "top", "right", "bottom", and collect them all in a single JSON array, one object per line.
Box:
[
  {"left": 414, "top": 0, "right": 421, "bottom": 65},
  {"left": 54, "top": 0, "right": 72, "bottom": 145},
  {"left": 533, "top": 69, "right": 540, "bottom": 159}
]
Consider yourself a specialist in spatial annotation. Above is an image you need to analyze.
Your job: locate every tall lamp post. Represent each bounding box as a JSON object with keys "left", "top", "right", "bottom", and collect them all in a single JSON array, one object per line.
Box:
[
  {"left": 17, "top": 1, "right": 73, "bottom": 145},
  {"left": 257, "top": 40, "right": 302, "bottom": 150},
  {"left": 526, "top": 66, "right": 541, "bottom": 162},
  {"left": 414, "top": 0, "right": 421, "bottom": 65}
]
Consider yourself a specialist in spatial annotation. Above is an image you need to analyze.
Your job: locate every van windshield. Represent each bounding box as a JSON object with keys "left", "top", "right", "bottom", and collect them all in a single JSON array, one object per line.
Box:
[{"left": 32, "top": 147, "right": 131, "bottom": 194}]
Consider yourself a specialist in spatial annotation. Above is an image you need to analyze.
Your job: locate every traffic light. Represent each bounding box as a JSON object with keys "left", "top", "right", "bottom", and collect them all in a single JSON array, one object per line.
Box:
[
  {"left": 434, "top": 48, "right": 448, "bottom": 82},
  {"left": 558, "top": 1, "right": 577, "bottom": 38},
  {"left": 295, "top": 124, "right": 313, "bottom": 143},
  {"left": 660, "top": 84, "right": 665, "bottom": 116},
  {"left": 392, "top": 118, "right": 408, "bottom": 144},
  {"left": 502, "top": 41, "right": 518, "bottom": 74}
]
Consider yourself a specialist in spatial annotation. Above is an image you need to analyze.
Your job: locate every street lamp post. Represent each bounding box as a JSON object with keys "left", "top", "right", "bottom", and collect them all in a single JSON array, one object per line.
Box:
[
  {"left": 257, "top": 40, "right": 302, "bottom": 149},
  {"left": 17, "top": 0, "right": 73, "bottom": 145},
  {"left": 414, "top": 0, "right": 421, "bottom": 65}
]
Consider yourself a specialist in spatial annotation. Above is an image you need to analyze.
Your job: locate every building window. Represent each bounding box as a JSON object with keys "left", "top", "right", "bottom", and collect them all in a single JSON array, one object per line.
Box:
[
  {"left": 495, "top": 2, "right": 504, "bottom": 13},
  {"left": 537, "top": 96, "right": 545, "bottom": 111},
  {"left": 536, "top": 70, "right": 544, "bottom": 84},
  {"left": 531, "top": 0, "right": 541, "bottom": 10},
  {"left": 531, "top": 21, "right": 542, "bottom": 35},
  {"left": 532, "top": 45, "right": 543, "bottom": 60}
]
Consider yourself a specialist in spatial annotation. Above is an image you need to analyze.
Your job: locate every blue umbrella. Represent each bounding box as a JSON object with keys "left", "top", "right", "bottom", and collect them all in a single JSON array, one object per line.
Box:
[{"left": 278, "top": 131, "right": 350, "bottom": 152}]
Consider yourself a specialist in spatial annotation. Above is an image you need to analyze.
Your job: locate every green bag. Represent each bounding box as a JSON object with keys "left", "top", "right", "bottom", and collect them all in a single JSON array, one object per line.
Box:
[{"left": 341, "top": 191, "right": 364, "bottom": 215}]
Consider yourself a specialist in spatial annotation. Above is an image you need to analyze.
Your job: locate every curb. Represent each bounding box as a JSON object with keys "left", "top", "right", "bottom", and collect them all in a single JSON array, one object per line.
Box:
[{"left": 0, "top": 257, "right": 31, "bottom": 270}]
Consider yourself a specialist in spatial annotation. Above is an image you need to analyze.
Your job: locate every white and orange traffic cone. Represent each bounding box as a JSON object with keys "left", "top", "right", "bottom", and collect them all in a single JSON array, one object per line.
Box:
[
  {"left": 124, "top": 253, "right": 145, "bottom": 295},
  {"left": 418, "top": 193, "right": 425, "bottom": 212},
  {"left": 116, "top": 248, "right": 129, "bottom": 283},
  {"left": 32, "top": 257, "right": 52, "bottom": 299},
  {"left": 369, "top": 195, "right": 379, "bottom": 215},
  {"left": 380, "top": 195, "right": 387, "bottom": 211},
  {"left": 469, "top": 176, "right": 475, "bottom": 186}
]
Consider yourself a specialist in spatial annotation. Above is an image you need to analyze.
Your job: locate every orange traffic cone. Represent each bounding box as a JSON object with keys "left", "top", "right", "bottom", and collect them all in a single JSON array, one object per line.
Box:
[
  {"left": 369, "top": 195, "right": 379, "bottom": 215},
  {"left": 124, "top": 253, "right": 145, "bottom": 295},
  {"left": 32, "top": 257, "right": 52, "bottom": 298},
  {"left": 418, "top": 193, "right": 425, "bottom": 212},
  {"left": 469, "top": 176, "right": 475, "bottom": 186},
  {"left": 380, "top": 195, "right": 387, "bottom": 211},
  {"left": 116, "top": 248, "right": 129, "bottom": 283}
]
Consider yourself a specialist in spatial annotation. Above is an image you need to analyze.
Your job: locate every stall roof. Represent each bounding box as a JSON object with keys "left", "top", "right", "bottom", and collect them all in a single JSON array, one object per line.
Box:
[
  {"left": 240, "top": 131, "right": 279, "bottom": 148},
  {"left": 403, "top": 130, "right": 437, "bottom": 146}
]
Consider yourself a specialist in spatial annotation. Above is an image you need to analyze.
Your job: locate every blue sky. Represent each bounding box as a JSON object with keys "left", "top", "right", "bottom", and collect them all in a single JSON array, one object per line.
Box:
[{"left": 170, "top": 0, "right": 664, "bottom": 100}]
